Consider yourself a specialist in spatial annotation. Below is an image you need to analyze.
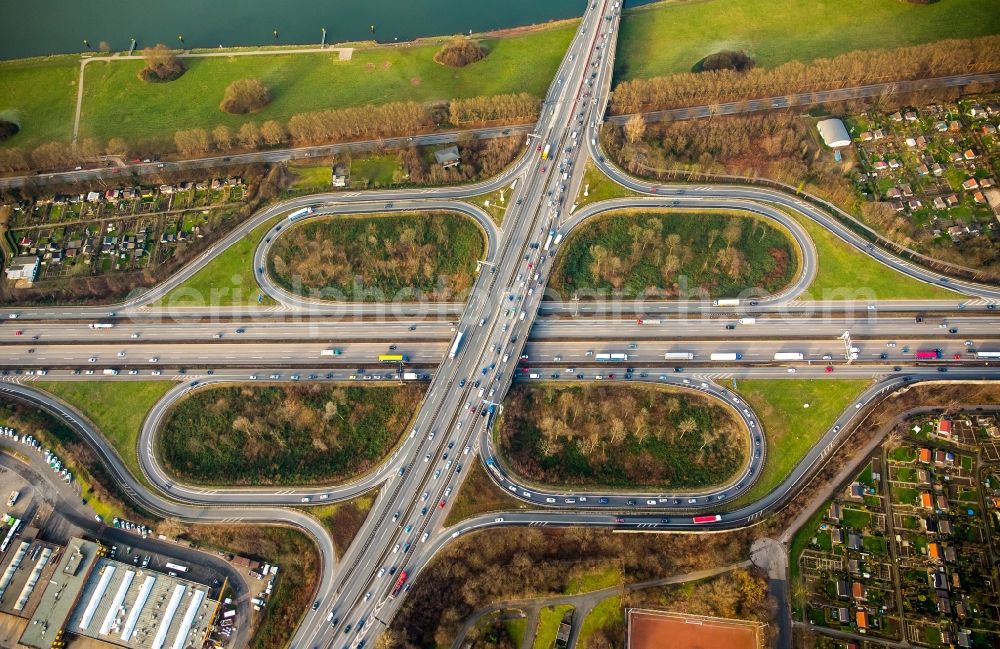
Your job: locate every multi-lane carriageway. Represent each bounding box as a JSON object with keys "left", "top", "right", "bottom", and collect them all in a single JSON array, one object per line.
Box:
[{"left": 2, "top": 1, "right": 1000, "bottom": 647}]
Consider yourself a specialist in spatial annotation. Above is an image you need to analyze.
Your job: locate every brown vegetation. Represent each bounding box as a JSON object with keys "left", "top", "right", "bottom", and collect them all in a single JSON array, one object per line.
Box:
[
  {"left": 500, "top": 383, "right": 745, "bottom": 488},
  {"left": 435, "top": 38, "right": 488, "bottom": 68},
  {"left": 220, "top": 79, "right": 272, "bottom": 115},
  {"left": 389, "top": 527, "right": 753, "bottom": 648},
  {"left": 138, "top": 44, "right": 186, "bottom": 83},
  {"left": 611, "top": 35, "right": 1000, "bottom": 114},
  {"left": 314, "top": 490, "right": 377, "bottom": 557},
  {"left": 449, "top": 92, "right": 539, "bottom": 126},
  {"left": 626, "top": 569, "right": 772, "bottom": 623},
  {"left": 182, "top": 525, "right": 318, "bottom": 649},
  {"left": 288, "top": 101, "right": 433, "bottom": 146}
]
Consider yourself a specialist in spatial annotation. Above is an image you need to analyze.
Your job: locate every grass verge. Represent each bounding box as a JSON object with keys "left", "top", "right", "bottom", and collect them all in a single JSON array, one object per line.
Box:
[
  {"left": 573, "top": 161, "right": 639, "bottom": 209},
  {"left": 617, "top": 0, "right": 1000, "bottom": 79},
  {"left": 790, "top": 211, "right": 963, "bottom": 301},
  {"left": 310, "top": 488, "right": 378, "bottom": 558},
  {"left": 577, "top": 595, "right": 623, "bottom": 647},
  {"left": 0, "top": 56, "right": 79, "bottom": 149},
  {"left": 533, "top": 605, "right": 575, "bottom": 649},
  {"left": 156, "top": 215, "right": 281, "bottom": 307},
  {"left": 444, "top": 460, "right": 525, "bottom": 526},
  {"left": 34, "top": 380, "right": 173, "bottom": 487},
  {"left": 564, "top": 564, "right": 622, "bottom": 595},
  {"left": 726, "top": 379, "right": 870, "bottom": 510}
]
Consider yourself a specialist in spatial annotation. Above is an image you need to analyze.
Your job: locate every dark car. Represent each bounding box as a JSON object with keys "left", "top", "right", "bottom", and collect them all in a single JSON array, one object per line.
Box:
[
  {"left": 949, "top": 328, "right": 958, "bottom": 334},
  {"left": 725, "top": 324, "right": 736, "bottom": 330},
  {"left": 312, "top": 601, "right": 320, "bottom": 611},
  {"left": 599, "top": 497, "right": 609, "bottom": 504},
  {"left": 937, "top": 367, "right": 948, "bottom": 372},
  {"left": 459, "top": 378, "right": 466, "bottom": 387}
]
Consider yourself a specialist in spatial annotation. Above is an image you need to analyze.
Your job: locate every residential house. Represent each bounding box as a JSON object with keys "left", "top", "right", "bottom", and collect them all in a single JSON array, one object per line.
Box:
[
  {"left": 847, "top": 532, "right": 862, "bottom": 551},
  {"left": 831, "top": 528, "right": 844, "bottom": 545},
  {"left": 936, "top": 494, "right": 949, "bottom": 511},
  {"left": 917, "top": 163, "right": 930, "bottom": 176},
  {"left": 934, "top": 120, "right": 948, "bottom": 132},
  {"left": 946, "top": 194, "right": 959, "bottom": 207},
  {"left": 919, "top": 448, "right": 932, "bottom": 463},
  {"left": 904, "top": 111, "right": 918, "bottom": 122},
  {"left": 908, "top": 199, "right": 922, "bottom": 210},
  {"left": 851, "top": 582, "right": 867, "bottom": 601},
  {"left": 950, "top": 151, "right": 965, "bottom": 163},
  {"left": 920, "top": 492, "right": 933, "bottom": 508},
  {"left": 974, "top": 191, "right": 986, "bottom": 204},
  {"left": 900, "top": 183, "right": 913, "bottom": 197},
  {"left": 434, "top": 146, "right": 462, "bottom": 169},
  {"left": 886, "top": 187, "right": 901, "bottom": 199},
  {"left": 4, "top": 256, "right": 40, "bottom": 282},
  {"left": 961, "top": 178, "right": 979, "bottom": 191},
  {"left": 928, "top": 542, "right": 941, "bottom": 561},
  {"left": 855, "top": 610, "right": 868, "bottom": 631},
  {"left": 836, "top": 579, "right": 850, "bottom": 598},
  {"left": 931, "top": 163, "right": 944, "bottom": 176},
  {"left": 937, "top": 419, "right": 952, "bottom": 436},
  {"left": 963, "top": 149, "right": 977, "bottom": 160},
  {"left": 872, "top": 160, "right": 889, "bottom": 171},
  {"left": 828, "top": 502, "right": 842, "bottom": 522},
  {"left": 933, "top": 197, "right": 947, "bottom": 210}
]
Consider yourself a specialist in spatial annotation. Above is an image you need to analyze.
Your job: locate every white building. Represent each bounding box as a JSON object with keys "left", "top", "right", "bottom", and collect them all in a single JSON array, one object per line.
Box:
[
  {"left": 816, "top": 118, "right": 851, "bottom": 148},
  {"left": 5, "top": 256, "right": 39, "bottom": 282}
]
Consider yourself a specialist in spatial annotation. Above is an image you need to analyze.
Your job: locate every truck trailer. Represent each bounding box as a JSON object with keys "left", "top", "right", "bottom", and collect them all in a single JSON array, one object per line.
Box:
[
  {"left": 713, "top": 298, "right": 740, "bottom": 307},
  {"left": 773, "top": 352, "right": 804, "bottom": 361},
  {"left": 663, "top": 352, "right": 695, "bottom": 360},
  {"left": 449, "top": 332, "right": 465, "bottom": 359},
  {"left": 709, "top": 352, "right": 742, "bottom": 361},
  {"left": 89, "top": 323, "right": 114, "bottom": 329}
]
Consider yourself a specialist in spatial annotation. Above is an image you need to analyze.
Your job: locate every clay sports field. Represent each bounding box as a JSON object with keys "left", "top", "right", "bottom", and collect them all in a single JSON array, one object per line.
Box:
[{"left": 627, "top": 609, "right": 762, "bottom": 649}]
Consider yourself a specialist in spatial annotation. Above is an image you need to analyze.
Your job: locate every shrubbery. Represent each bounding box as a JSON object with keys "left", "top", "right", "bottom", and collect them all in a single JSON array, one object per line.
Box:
[
  {"left": 138, "top": 44, "right": 186, "bottom": 82},
  {"left": 0, "top": 120, "right": 19, "bottom": 141},
  {"left": 220, "top": 79, "right": 272, "bottom": 114},
  {"left": 435, "top": 37, "right": 487, "bottom": 67}
]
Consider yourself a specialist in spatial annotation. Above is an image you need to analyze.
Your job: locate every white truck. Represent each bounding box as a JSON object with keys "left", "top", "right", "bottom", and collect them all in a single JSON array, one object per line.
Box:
[
  {"left": 103, "top": 368, "right": 120, "bottom": 375},
  {"left": 89, "top": 323, "right": 114, "bottom": 329},
  {"left": 713, "top": 299, "right": 740, "bottom": 307},
  {"left": 320, "top": 348, "right": 342, "bottom": 356},
  {"left": 738, "top": 318, "right": 756, "bottom": 325},
  {"left": 773, "top": 352, "right": 805, "bottom": 361},
  {"left": 403, "top": 372, "right": 419, "bottom": 380},
  {"left": 710, "top": 352, "right": 742, "bottom": 361},
  {"left": 449, "top": 331, "right": 465, "bottom": 359},
  {"left": 663, "top": 352, "right": 695, "bottom": 360}
]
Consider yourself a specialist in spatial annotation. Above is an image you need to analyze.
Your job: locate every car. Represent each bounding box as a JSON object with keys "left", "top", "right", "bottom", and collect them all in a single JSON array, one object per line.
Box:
[
  {"left": 364, "top": 592, "right": 372, "bottom": 601},
  {"left": 787, "top": 368, "right": 796, "bottom": 373},
  {"left": 445, "top": 486, "right": 453, "bottom": 496},
  {"left": 404, "top": 524, "right": 413, "bottom": 533},
  {"left": 149, "top": 357, "right": 159, "bottom": 363},
  {"left": 626, "top": 499, "right": 636, "bottom": 506},
  {"left": 464, "top": 445, "right": 471, "bottom": 455},
  {"left": 615, "top": 517, "right": 625, "bottom": 523},
  {"left": 392, "top": 510, "right": 401, "bottom": 521},
  {"left": 937, "top": 367, "right": 948, "bottom": 372},
  {"left": 825, "top": 366, "right": 834, "bottom": 373},
  {"left": 646, "top": 499, "right": 657, "bottom": 505},
  {"left": 879, "top": 353, "right": 888, "bottom": 359},
  {"left": 433, "top": 469, "right": 441, "bottom": 479},
  {"left": 420, "top": 506, "right": 428, "bottom": 515},
  {"left": 725, "top": 324, "right": 736, "bottom": 330},
  {"left": 439, "top": 499, "right": 447, "bottom": 508},
  {"left": 393, "top": 543, "right": 400, "bottom": 553},
  {"left": 965, "top": 340, "right": 974, "bottom": 346},
  {"left": 312, "top": 601, "right": 321, "bottom": 611},
  {"left": 424, "top": 454, "right": 431, "bottom": 462},
  {"left": 151, "top": 370, "right": 161, "bottom": 376},
  {"left": 13, "top": 330, "right": 21, "bottom": 336},
  {"left": 687, "top": 498, "right": 697, "bottom": 504},
  {"left": 949, "top": 328, "right": 958, "bottom": 334},
  {"left": 822, "top": 354, "right": 833, "bottom": 361},
  {"left": 88, "top": 356, "right": 98, "bottom": 362},
  {"left": 887, "top": 341, "right": 897, "bottom": 347},
  {"left": 377, "top": 568, "right": 385, "bottom": 578},
  {"left": 494, "top": 517, "right": 504, "bottom": 523},
  {"left": 459, "top": 378, "right": 466, "bottom": 387}
]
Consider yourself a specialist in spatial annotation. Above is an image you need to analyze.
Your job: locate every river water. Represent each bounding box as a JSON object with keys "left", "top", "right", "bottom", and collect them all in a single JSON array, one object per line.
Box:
[{"left": 0, "top": 0, "right": 653, "bottom": 60}]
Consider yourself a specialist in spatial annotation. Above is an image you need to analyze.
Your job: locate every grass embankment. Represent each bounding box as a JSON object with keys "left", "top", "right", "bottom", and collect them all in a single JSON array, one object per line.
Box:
[
  {"left": 34, "top": 381, "right": 173, "bottom": 487},
  {"left": 499, "top": 383, "right": 746, "bottom": 490},
  {"left": 727, "top": 379, "right": 870, "bottom": 509},
  {"left": 577, "top": 595, "right": 624, "bottom": 648},
  {"left": 0, "top": 56, "right": 78, "bottom": 149},
  {"left": 564, "top": 564, "right": 622, "bottom": 595},
  {"left": 548, "top": 210, "right": 797, "bottom": 300},
  {"left": 0, "top": 396, "right": 146, "bottom": 524},
  {"left": 267, "top": 212, "right": 484, "bottom": 302},
  {"left": 617, "top": 0, "right": 1000, "bottom": 79},
  {"left": 159, "top": 383, "right": 422, "bottom": 485},
  {"left": 574, "top": 162, "right": 639, "bottom": 209},
  {"left": 790, "top": 212, "right": 963, "bottom": 301},
  {"left": 534, "top": 605, "right": 575, "bottom": 649},
  {"left": 311, "top": 488, "right": 378, "bottom": 557},
  {"left": 183, "top": 525, "right": 318, "bottom": 649},
  {"left": 156, "top": 215, "right": 281, "bottom": 307},
  {"left": 73, "top": 28, "right": 573, "bottom": 146},
  {"left": 444, "top": 460, "right": 524, "bottom": 526}
]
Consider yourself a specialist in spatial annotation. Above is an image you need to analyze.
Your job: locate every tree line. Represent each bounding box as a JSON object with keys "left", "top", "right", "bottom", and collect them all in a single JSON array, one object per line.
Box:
[
  {"left": 0, "top": 93, "right": 539, "bottom": 175},
  {"left": 611, "top": 35, "right": 1000, "bottom": 114}
]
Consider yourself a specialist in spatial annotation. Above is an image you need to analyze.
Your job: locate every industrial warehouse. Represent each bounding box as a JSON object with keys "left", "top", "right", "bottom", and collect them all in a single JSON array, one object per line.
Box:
[{"left": 0, "top": 535, "right": 219, "bottom": 649}]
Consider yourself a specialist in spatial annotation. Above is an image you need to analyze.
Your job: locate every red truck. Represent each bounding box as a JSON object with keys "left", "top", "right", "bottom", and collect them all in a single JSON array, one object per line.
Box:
[{"left": 390, "top": 570, "right": 409, "bottom": 597}]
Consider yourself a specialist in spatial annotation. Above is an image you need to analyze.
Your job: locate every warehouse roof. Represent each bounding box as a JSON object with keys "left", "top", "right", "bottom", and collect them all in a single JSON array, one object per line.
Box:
[{"left": 817, "top": 118, "right": 851, "bottom": 148}]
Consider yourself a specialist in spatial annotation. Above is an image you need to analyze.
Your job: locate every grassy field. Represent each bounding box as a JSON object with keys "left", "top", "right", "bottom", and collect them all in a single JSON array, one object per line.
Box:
[
  {"left": 789, "top": 506, "right": 829, "bottom": 583},
  {"left": 577, "top": 595, "right": 623, "bottom": 647},
  {"left": 34, "top": 381, "right": 173, "bottom": 486},
  {"left": 0, "top": 56, "right": 78, "bottom": 149},
  {"left": 727, "top": 379, "right": 870, "bottom": 509},
  {"left": 156, "top": 215, "right": 282, "bottom": 307},
  {"left": 534, "top": 605, "right": 575, "bottom": 649},
  {"left": 505, "top": 616, "right": 527, "bottom": 648},
  {"left": 616, "top": 0, "right": 1000, "bottom": 80},
  {"left": 574, "top": 161, "right": 640, "bottom": 209},
  {"left": 500, "top": 383, "right": 746, "bottom": 489},
  {"left": 444, "top": 460, "right": 525, "bottom": 526},
  {"left": 791, "top": 212, "right": 962, "bottom": 301},
  {"left": 564, "top": 564, "right": 621, "bottom": 595},
  {"left": 310, "top": 488, "right": 378, "bottom": 557},
  {"left": 159, "top": 383, "right": 422, "bottom": 485},
  {"left": 267, "top": 212, "right": 484, "bottom": 302},
  {"left": 74, "top": 27, "right": 573, "bottom": 145},
  {"left": 549, "top": 210, "right": 798, "bottom": 300}
]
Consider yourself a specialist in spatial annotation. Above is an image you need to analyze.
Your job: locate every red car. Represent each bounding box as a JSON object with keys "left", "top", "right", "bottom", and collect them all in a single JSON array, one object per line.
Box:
[
  {"left": 438, "top": 499, "right": 447, "bottom": 508},
  {"left": 608, "top": 373, "right": 616, "bottom": 379},
  {"left": 536, "top": 144, "right": 542, "bottom": 152},
  {"left": 825, "top": 366, "right": 834, "bottom": 373},
  {"left": 651, "top": 187, "right": 658, "bottom": 193},
  {"left": 13, "top": 330, "right": 22, "bottom": 336}
]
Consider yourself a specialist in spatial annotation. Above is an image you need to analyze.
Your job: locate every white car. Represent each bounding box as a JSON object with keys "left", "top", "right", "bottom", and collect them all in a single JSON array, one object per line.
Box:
[
  {"left": 128, "top": 369, "right": 138, "bottom": 375},
  {"left": 495, "top": 517, "right": 505, "bottom": 523},
  {"left": 88, "top": 357, "right": 98, "bottom": 363},
  {"left": 421, "top": 491, "right": 429, "bottom": 502},
  {"left": 151, "top": 370, "right": 162, "bottom": 376},
  {"left": 393, "top": 543, "right": 400, "bottom": 554},
  {"left": 463, "top": 445, "right": 471, "bottom": 455},
  {"left": 149, "top": 357, "right": 159, "bottom": 363},
  {"left": 377, "top": 568, "right": 385, "bottom": 578},
  {"left": 117, "top": 351, "right": 127, "bottom": 358},
  {"left": 787, "top": 368, "right": 796, "bottom": 373}
]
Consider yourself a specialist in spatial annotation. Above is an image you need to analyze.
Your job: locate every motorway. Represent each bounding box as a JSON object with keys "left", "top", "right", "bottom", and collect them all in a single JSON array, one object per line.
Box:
[{"left": 0, "top": 4, "right": 999, "bottom": 649}]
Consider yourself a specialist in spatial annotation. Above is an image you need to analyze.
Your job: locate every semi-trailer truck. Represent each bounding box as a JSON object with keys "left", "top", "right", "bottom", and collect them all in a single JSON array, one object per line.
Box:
[
  {"left": 543, "top": 230, "right": 555, "bottom": 251},
  {"left": 390, "top": 570, "right": 409, "bottom": 597},
  {"left": 637, "top": 319, "right": 661, "bottom": 325},
  {"left": 89, "top": 323, "right": 114, "bottom": 329},
  {"left": 773, "top": 352, "right": 804, "bottom": 361},
  {"left": 664, "top": 352, "right": 695, "bottom": 360},
  {"left": 915, "top": 349, "right": 942, "bottom": 359},
  {"left": 287, "top": 206, "right": 314, "bottom": 221},
  {"left": 709, "top": 352, "right": 742, "bottom": 361},
  {"left": 320, "top": 348, "right": 342, "bottom": 356},
  {"left": 713, "top": 298, "right": 740, "bottom": 307},
  {"left": 449, "top": 331, "right": 464, "bottom": 359},
  {"left": 595, "top": 353, "right": 628, "bottom": 361},
  {"left": 738, "top": 318, "right": 756, "bottom": 325},
  {"left": 403, "top": 372, "right": 419, "bottom": 380},
  {"left": 976, "top": 351, "right": 1000, "bottom": 359},
  {"left": 541, "top": 144, "right": 551, "bottom": 160}
]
